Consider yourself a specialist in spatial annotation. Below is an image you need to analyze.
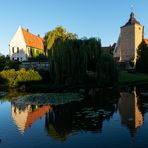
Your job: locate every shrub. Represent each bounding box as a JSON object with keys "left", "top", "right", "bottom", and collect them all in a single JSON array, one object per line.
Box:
[
  {"left": 0, "top": 68, "right": 42, "bottom": 88},
  {"left": 0, "top": 55, "right": 20, "bottom": 71}
]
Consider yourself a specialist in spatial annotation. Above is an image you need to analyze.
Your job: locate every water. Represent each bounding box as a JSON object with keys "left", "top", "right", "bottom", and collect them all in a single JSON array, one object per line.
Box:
[{"left": 0, "top": 86, "right": 148, "bottom": 148}]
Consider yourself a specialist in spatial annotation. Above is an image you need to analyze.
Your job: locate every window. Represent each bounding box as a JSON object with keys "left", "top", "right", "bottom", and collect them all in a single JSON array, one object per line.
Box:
[
  {"left": 12, "top": 57, "right": 14, "bottom": 60},
  {"left": 17, "top": 57, "right": 19, "bottom": 61},
  {"left": 12, "top": 47, "right": 14, "bottom": 53},
  {"left": 17, "top": 47, "right": 19, "bottom": 53}
]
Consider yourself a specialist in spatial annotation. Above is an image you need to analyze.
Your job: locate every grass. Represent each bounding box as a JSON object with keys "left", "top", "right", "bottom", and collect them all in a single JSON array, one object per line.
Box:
[{"left": 119, "top": 71, "right": 148, "bottom": 85}]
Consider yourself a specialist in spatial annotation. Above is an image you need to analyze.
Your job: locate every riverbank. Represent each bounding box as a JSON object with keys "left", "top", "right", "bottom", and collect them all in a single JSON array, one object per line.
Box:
[
  {"left": 119, "top": 71, "right": 148, "bottom": 85},
  {"left": 1, "top": 70, "right": 148, "bottom": 92}
]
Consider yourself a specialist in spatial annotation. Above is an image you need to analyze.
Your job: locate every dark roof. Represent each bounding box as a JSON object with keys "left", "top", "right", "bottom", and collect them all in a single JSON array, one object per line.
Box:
[
  {"left": 121, "top": 12, "right": 141, "bottom": 28},
  {"left": 102, "top": 46, "right": 111, "bottom": 52},
  {"left": 102, "top": 43, "right": 116, "bottom": 53}
]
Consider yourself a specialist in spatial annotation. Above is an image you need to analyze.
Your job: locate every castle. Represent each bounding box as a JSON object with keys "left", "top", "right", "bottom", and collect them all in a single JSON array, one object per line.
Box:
[{"left": 113, "top": 12, "right": 148, "bottom": 66}]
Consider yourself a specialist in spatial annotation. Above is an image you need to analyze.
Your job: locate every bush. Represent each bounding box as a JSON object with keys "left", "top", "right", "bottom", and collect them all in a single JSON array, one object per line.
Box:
[
  {"left": 0, "top": 55, "right": 20, "bottom": 71},
  {"left": 0, "top": 68, "right": 42, "bottom": 88},
  {"left": 136, "top": 40, "right": 148, "bottom": 73},
  {"left": 96, "top": 53, "right": 118, "bottom": 87}
]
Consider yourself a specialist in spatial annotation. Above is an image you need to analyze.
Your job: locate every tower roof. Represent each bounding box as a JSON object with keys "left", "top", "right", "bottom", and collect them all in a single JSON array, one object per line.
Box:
[{"left": 122, "top": 12, "right": 141, "bottom": 28}]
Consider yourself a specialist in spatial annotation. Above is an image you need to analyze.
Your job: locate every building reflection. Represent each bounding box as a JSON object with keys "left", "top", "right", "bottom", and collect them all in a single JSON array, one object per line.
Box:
[
  {"left": 10, "top": 90, "right": 118, "bottom": 140},
  {"left": 7, "top": 87, "right": 148, "bottom": 141},
  {"left": 11, "top": 104, "right": 52, "bottom": 134},
  {"left": 118, "top": 88, "right": 144, "bottom": 135}
]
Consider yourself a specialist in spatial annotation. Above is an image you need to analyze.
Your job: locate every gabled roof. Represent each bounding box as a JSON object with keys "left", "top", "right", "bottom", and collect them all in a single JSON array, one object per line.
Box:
[
  {"left": 22, "top": 28, "right": 44, "bottom": 50},
  {"left": 122, "top": 12, "right": 141, "bottom": 28},
  {"left": 25, "top": 105, "right": 51, "bottom": 130}
]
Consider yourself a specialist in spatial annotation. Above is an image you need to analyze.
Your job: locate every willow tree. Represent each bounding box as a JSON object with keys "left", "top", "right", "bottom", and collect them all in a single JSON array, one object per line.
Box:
[
  {"left": 82, "top": 38, "right": 101, "bottom": 71},
  {"left": 45, "top": 26, "right": 78, "bottom": 84},
  {"left": 96, "top": 53, "right": 118, "bottom": 87},
  {"left": 45, "top": 26, "right": 102, "bottom": 85},
  {"left": 48, "top": 38, "right": 101, "bottom": 85},
  {"left": 44, "top": 26, "right": 77, "bottom": 51}
]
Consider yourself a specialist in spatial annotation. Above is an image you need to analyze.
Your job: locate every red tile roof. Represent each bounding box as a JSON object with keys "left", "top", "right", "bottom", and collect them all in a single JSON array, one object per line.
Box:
[
  {"left": 22, "top": 28, "right": 44, "bottom": 50},
  {"left": 25, "top": 105, "right": 51, "bottom": 129}
]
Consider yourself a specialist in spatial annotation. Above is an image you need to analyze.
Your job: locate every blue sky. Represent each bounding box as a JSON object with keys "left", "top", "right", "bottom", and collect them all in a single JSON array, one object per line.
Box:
[{"left": 0, "top": 0, "right": 147, "bottom": 55}]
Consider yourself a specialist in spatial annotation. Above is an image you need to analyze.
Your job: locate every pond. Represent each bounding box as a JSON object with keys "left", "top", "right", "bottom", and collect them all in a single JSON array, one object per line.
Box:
[{"left": 0, "top": 85, "right": 148, "bottom": 148}]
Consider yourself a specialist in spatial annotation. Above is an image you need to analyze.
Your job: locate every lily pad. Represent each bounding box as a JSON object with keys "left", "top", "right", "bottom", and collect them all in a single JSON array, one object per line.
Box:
[{"left": 12, "top": 93, "right": 83, "bottom": 106}]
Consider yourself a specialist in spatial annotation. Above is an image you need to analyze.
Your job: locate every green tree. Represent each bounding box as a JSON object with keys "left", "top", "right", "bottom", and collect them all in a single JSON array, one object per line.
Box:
[
  {"left": 45, "top": 26, "right": 118, "bottom": 87},
  {"left": 0, "top": 55, "right": 20, "bottom": 71},
  {"left": 96, "top": 53, "right": 118, "bottom": 87},
  {"left": 136, "top": 40, "right": 148, "bottom": 73},
  {"left": 44, "top": 26, "right": 77, "bottom": 51},
  {"left": 0, "top": 55, "right": 8, "bottom": 71},
  {"left": 48, "top": 37, "right": 101, "bottom": 85}
]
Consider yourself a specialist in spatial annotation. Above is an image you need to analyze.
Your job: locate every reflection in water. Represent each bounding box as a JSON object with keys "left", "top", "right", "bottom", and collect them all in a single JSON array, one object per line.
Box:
[
  {"left": 45, "top": 96, "right": 117, "bottom": 141},
  {"left": 9, "top": 87, "right": 148, "bottom": 142},
  {"left": 11, "top": 104, "right": 52, "bottom": 133},
  {"left": 118, "top": 88, "right": 144, "bottom": 136}
]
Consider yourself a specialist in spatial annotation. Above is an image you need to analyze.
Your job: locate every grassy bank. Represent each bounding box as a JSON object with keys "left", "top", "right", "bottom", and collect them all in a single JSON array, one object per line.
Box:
[{"left": 119, "top": 71, "right": 148, "bottom": 85}]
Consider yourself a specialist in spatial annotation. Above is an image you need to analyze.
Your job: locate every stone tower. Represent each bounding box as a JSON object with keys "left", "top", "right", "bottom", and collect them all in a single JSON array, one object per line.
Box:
[{"left": 114, "top": 12, "right": 144, "bottom": 63}]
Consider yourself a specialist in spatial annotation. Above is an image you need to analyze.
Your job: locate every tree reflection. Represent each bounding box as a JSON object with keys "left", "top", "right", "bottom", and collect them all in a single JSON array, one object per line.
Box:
[
  {"left": 10, "top": 86, "right": 148, "bottom": 140},
  {"left": 45, "top": 90, "right": 118, "bottom": 141}
]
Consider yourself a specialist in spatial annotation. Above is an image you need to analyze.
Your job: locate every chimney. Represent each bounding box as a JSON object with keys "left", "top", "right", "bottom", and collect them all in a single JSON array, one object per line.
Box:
[
  {"left": 37, "top": 34, "right": 40, "bottom": 37},
  {"left": 26, "top": 28, "right": 29, "bottom": 32}
]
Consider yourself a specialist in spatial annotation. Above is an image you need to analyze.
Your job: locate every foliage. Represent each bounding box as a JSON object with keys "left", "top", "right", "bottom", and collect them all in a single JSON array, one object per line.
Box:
[
  {"left": 136, "top": 40, "right": 148, "bottom": 73},
  {"left": 0, "top": 55, "right": 8, "bottom": 71},
  {"left": 0, "top": 55, "right": 20, "bottom": 71},
  {"left": 45, "top": 26, "right": 118, "bottom": 87},
  {"left": 96, "top": 53, "right": 118, "bottom": 86},
  {"left": 119, "top": 71, "right": 148, "bottom": 84},
  {"left": 30, "top": 48, "right": 45, "bottom": 59},
  {"left": 49, "top": 37, "right": 101, "bottom": 85},
  {"left": 44, "top": 26, "right": 77, "bottom": 51},
  {"left": 0, "top": 68, "right": 42, "bottom": 88},
  {"left": 12, "top": 93, "right": 82, "bottom": 105}
]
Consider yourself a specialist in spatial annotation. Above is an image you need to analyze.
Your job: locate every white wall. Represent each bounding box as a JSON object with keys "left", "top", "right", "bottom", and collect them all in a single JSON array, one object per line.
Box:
[{"left": 9, "top": 27, "right": 27, "bottom": 61}]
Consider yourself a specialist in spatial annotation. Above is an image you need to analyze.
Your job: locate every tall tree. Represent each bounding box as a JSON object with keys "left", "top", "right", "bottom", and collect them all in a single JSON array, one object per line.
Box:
[
  {"left": 44, "top": 26, "right": 77, "bottom": 51},
  {"left": 96, "top": 53, "right": 118, "bottom": 87},
  {"left": 48, "top": 37, "right": 101, "bottom": 85},
  {"left": 45, "top": 26, "right": 118, "bottom": 86},
  {"left": 136, "top": 40, "right": 148, "bottom": 73}
]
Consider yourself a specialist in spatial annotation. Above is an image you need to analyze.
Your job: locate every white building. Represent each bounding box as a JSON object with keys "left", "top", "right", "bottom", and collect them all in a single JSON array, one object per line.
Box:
[{"left": 9, "top": 26, "right": 44, "bottom": 61}]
